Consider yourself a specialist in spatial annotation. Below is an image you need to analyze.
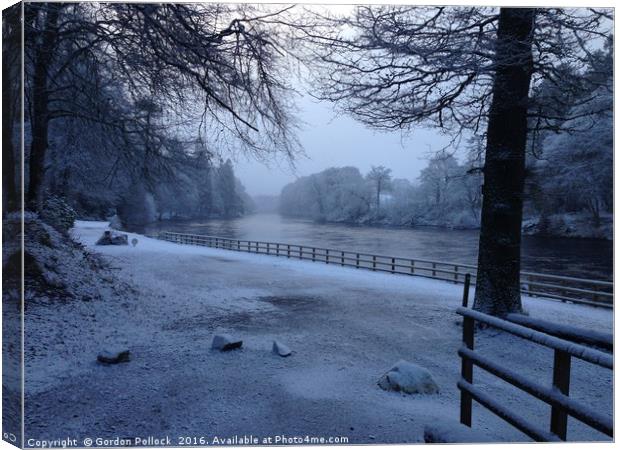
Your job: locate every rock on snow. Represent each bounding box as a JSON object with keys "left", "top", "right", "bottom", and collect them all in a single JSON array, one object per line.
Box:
[
  {"left": 378, "top": 360, "right": 439, "bottom": 394},
  {"left": 211, "top": 334, "right": 243, "bottom": 351},
  {"left": 96, "top": 230, "right": 129, "bottom": 246},
  {"left": 97, "top": 349, "right": 131, "bottom": 364},
  {"left": 272, "top": 340, "right": 292, "bottom": 357}
]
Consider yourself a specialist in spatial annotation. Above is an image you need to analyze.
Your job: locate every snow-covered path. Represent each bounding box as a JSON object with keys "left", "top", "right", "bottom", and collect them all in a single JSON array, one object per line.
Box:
[{"left": 24, "top": 221, "right": 613, "bottom": 444}]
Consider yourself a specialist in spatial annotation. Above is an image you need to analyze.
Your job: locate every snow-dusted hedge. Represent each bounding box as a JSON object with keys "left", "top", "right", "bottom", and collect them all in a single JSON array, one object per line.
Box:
[{"left": 40, "top": 194, "right": 77, "bottom": 233}]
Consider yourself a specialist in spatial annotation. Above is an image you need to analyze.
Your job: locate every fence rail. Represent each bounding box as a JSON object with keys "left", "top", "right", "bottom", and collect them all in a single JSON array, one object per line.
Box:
[
  {"left": 157, "top": 231, "right": 613, "bottom": 308},
  {"left": 457, "top": 275, "right": 613, "bottom": 442}
]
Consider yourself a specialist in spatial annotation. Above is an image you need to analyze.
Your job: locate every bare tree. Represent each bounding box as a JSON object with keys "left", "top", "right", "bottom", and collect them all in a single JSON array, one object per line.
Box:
[
  {"left": 366, "top": 166, "right": 392, "bottom": 211},
  {"left": 22, "top": 2, "right": 299, "bottom": 206},
  {"left": 296, "top": 6, "right": 612, "bottom": 315}
]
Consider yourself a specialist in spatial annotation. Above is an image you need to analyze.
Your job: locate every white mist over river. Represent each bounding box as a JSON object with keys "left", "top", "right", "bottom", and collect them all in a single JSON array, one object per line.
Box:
[{"left": 144, "top": 213, "right": 612, "bottom": 281}]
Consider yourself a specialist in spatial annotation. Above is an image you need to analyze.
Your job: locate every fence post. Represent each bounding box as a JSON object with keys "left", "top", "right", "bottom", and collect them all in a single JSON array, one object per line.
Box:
[
  {"left": 372, "top": 255, "right": 376, "bottom": 271},
  {"left": 550, "top": 350, "right": 571, "bottom": 440},
  {"left": 391, "top": 258, "right": 395, "bottom": 273},
  {"left": 454, "top": 265, "right": 459, "bottom": 283},
  {"left": 312, "top": 248, "right": 316, "bottom": 262},
  {"left": 356, "top": 254, "right": 360, "bottom": 269},
  {"left": 267, "top": 242, "right": 270, "bottom": 254},
  {"left": 432, "top": 262, "right": 436, "bottom": 277},
  {"left": 557, "top": 278, "right": 567, "bottom": 303},
  {"left": 237, "top": 240, "right": 240, "bottom": 251},
  {"left": 592, "top": 285, "right": 599, "bottom": 303},
  {"left": 326, "top": 249, "right": 329, "bottom": 264},
  {"left": 276, "top": 243, "right": 280, "bottom": 256},
  {"left": 256, "top": 242, "right": 259, "bottom": 253},
  {"left": 411, "top": 260, "right": 415, "bottom": 274},
  {"left": 299, "top": 246, "right": 302, "bottom": 260},
  {"left": 462, "top": 274, "right": 471, "bottom": 308},
  {"left": 460, "top": 306, "right": 475, "bottom": 427},
  {"left": 341, "top": 251, "right": 345, "bottom": 266},
  {"left": 287, "top": 245, "right": 290, "bottom": 258}
]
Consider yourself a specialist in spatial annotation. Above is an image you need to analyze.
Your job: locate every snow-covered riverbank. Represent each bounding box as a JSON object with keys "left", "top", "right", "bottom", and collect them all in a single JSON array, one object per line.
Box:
[{"left": 23, "top": 220, "right": 612, "bottom": 444}]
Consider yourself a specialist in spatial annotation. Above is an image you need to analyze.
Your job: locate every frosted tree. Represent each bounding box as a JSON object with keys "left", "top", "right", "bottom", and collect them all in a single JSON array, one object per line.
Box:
[
  {"left": 280, "top": 167, "right": 370, "bottom": 222},
  {"left": 117, "top": 183, "right": 157, "bottom": 231},
  {"left": 538, "top": 85, "right": 612, "bottom": 226},
  {"left": 22, "top": 2, "right": 298, "bottom": 206},
  {"left": 297, "top": 6, "right": 612, "bottom": 315},
  {"left": 418, "top": 154, "right": 461, "bottom": 213},
  {"left": 385, "top": 179, "right": 418, "bottom": 226},
  {"left": 217, "top": 160, "right": 243, "bottom": 219},
  {"left": 366, "top": 166, "right": 393, "bottom": 212}
]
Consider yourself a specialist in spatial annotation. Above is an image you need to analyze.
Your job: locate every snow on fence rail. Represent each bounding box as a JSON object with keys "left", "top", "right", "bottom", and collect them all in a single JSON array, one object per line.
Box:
[
  {"left": 457, "top": 275, "right": 613, "bottom": 442},
  {"left": 156, "top": 231, "right": 613, "bottom": 309}
]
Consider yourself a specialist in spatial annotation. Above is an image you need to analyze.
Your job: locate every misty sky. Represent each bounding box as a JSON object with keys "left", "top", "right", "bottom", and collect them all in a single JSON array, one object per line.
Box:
[{"left": 235, "top": 94, "right": 455, "bottom": 197}]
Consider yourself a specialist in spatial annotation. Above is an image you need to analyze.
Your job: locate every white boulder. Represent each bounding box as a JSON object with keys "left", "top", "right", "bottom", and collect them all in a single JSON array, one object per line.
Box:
[
  {"left": 272, "top": 340, "right": 292, "bottom": 357},
  {"left": 211, "top": 334, "right": 243, "bottom": 351},
  {"left": 378, "top": 360, "right": 439, "bottom": 394},
  {"left": 97, "top": 348, "right": 130, "bottom": 364}
]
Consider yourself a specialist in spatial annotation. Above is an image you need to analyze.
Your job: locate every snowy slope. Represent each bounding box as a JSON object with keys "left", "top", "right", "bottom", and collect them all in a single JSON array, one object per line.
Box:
[{"left": 23, "top": 220, "right": 613, "bottom": 444}]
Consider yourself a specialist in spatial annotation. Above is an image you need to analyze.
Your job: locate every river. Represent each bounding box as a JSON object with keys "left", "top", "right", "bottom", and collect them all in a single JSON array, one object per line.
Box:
[{"left": 144, "top": 213, "right": 613, "bottom": 281}]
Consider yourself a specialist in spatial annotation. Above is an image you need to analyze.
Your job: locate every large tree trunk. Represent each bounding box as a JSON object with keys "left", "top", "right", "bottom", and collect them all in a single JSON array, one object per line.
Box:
[
  {"left": 27, "top": 85, "right": 50, "bottom": 207},
  {"left": 2, "top": 74, "right": 18, "bottom": 212},
  {"left": 2, "top": 4, "right": 22, "bottom": 213},
  {"left": 473, "top": 8, "right": 535, "bottom": 316},
  {"left": 26, "top": 4, "right": 60, "bottom": 206}
]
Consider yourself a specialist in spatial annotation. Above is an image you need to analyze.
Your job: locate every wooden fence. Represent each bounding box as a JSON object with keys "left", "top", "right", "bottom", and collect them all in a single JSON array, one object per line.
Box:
[
  {"left": 157, "top": 231, "right": 613, "bottom": 309},
  {"left": 457, "top": 275, "right": 613, "bottom": 441}
]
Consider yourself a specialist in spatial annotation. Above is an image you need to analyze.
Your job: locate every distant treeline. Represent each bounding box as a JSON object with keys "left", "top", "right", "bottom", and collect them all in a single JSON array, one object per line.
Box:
[
  {"left": 279, "top": 159, "right": 483, "bottom": 229},
  {"left": 280, "top": 118, "right": 612, "bottom": 237},
  {"left": 115, "top": 157, "right": 255, "bottom": 230},
  {"left": 47, "top": 132, "right": 255, "bottom": 229}
]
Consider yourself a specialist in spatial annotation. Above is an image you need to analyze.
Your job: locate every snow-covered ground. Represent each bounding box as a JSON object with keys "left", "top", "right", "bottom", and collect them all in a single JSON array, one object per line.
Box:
[{"left": 23, "top": 220, "right": 613, "bottom": 444}]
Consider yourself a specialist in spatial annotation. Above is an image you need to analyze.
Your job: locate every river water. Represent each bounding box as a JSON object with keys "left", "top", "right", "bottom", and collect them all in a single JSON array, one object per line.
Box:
[{"left": 144, "top": 213, "right": 613, "bottom": 281}]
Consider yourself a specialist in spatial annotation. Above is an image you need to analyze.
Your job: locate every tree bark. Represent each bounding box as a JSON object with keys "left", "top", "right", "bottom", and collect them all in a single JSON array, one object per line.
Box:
[
  {"left": 473, "top": 8, "right": 535, "bottom": 316},
  {"left": 26, "top": 3, "right": 60, "bottom": 206},
  {"left": 2, "top": 4, "right": 21, "bottom": 212}
]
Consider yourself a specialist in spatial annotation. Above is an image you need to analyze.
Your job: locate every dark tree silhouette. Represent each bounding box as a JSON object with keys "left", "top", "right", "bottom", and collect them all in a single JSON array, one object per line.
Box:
[{"left": 474, "top": 8, "right": 534, "bottom": 316}]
